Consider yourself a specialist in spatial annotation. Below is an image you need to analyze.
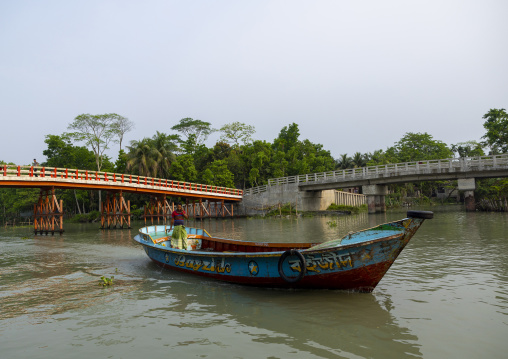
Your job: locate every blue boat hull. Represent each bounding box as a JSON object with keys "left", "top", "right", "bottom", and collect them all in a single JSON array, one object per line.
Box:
[{"left": 134, "top": 213, "right": 431, "bottom": 292}]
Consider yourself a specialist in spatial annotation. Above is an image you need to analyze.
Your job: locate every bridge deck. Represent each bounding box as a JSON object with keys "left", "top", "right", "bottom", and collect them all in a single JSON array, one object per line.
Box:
[
  {"left": 0, "top": 165, "right": 243, "bottom": 201},
  {"left": 244, "top": 154, "right": 508, "bottom": 194}
]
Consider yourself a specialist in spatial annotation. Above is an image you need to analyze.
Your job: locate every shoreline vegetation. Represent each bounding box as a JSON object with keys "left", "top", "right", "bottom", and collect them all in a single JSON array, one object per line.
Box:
[
  {"left": 256, "top": 202, "right": 368, "bottom": 219},
  {"left": 2, "top": 198, "right": 504, "bottom": 228},
  {"left": 1, "top": 109, "right": 507, "bottom": 220}
]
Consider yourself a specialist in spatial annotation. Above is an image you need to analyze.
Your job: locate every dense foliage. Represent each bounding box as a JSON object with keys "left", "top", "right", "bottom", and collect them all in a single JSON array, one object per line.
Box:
[
  {"left": 1, "top": 108, "right": 507, "bottom": 219},
  {"left": 482, "top": 108, "right": 508, "bottom": 154}
]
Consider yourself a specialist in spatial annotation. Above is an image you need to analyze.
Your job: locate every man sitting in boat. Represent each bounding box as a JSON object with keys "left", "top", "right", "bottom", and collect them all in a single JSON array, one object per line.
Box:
[{"left": 169, "top": 203, "right": 189, "bottom": 249}]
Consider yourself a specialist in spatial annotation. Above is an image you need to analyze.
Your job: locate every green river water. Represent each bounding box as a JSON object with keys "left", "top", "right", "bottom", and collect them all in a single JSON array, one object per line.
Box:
[{"left": 1, "top": 206, "right": 507, "bottom": 358}]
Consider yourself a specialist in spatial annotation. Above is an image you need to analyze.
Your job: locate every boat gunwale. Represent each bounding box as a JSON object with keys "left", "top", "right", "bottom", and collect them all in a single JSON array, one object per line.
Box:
[
  {"left": 134, "top": 231, "right": 406, "bottom": 258},
  {"left": 138, "top": 217, "right": 410, "bottom": 247},
  {"left": 140, "top": 232, "right": 317, "bottom": 249}
]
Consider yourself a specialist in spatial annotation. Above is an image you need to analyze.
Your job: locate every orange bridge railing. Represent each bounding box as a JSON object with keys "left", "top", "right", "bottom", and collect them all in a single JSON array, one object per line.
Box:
[{"left": 0, "top": 165, "right": 243, "bottom": 198}]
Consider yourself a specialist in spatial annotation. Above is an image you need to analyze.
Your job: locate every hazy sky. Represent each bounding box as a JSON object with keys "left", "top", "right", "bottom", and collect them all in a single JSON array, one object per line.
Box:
[{"left": 1, "top": 0, "right": 507, "bottom": 165}]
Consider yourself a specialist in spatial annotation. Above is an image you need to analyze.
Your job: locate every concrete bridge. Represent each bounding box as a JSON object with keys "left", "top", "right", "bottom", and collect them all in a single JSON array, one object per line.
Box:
[{"left": 242, "top": 154, "right": 508, "bottom": 214}]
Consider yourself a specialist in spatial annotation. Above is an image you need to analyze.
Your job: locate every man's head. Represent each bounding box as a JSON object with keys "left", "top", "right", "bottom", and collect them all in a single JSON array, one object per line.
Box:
[{"left": 176, "top": 203, "right": 183, "bottom": 211}]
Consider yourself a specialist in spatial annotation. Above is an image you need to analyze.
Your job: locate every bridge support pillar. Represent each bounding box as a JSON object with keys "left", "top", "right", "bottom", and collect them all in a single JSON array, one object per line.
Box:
[
  {"left": 143, "top": 195, "right": 171, "bottom": 225},
  {"left": 458, "top": 178, "right": 476, "bottom": 212},
  {"left": 375, "top": 194, "right": 386, "bottom": 213},
  {"left": 34, "top": 187, "right": 64, "bottom": 235},
  {"left": 362, "top": 185, "right": 388, "bottom": 214},
  {"left": 101, "top": 191, "right": 131, "bottom": 229},
  {"left": 183, "top": 200, "right": 234, "bottom": 218}
]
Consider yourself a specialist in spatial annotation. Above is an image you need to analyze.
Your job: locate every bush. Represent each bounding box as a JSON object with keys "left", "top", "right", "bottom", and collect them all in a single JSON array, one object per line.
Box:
[
  {"left": 71, "top": 214, "right": 89, "bottom": 223},
  {"left": 131, "top": 208, "right": 144, "bottom": 220},
  {"left": 70, "top": 210, "right": 101, "bottom": 223},
  {"left": 326, "top": 203, "right": 367, "bottom": 214},
  {"left": 386, "top": 193, "right": 403, "bottom": 208},
  {"left": 87, "top": 210, "right": 100, "bottom": 222},
  {"left": 265, "top": 203, "right": 297, "bottom": 217}
]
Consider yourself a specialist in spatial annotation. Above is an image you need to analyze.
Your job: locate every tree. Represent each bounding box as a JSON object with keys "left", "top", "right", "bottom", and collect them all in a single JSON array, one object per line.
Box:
[
  {"left": 151, "top": 131, "right": 180, "bottom": 160},
  {"left": 271, "top": 123, "right": 335, "bottom": 177},
  {"left": 168, "top": 154, "right": 197, "bottom": 182},
  {"left": 365, "top": 149, "right": 390, "bottom": 166},
  {"left": 126, "top": 139, "right": 158, "bottom": 177},
  {"left": 336, "top": 154, "right": 353, "bottom": 169},
  {"left": 372, "top": 147, "right": 399, "bottom": 165},
  {"left": 273, "top": 123, "right": 300, "bottom": 152},
  {"left": 0, "top": 188, "right": 40, "bottom": 218},
  {"left": 352, "top": 152, "right": 367, "bottom": 168},
  {"left": 248, "top": 168, "right": 260, "bottom": 187},
  {"left": 42, "top": 134, "right": 108, "bottom": 214},
  {"left": 225, "top": 150, "right": 245, "bottom": 187},
  {"left": 65, "top": 113, "right": 124, "bottom": 171},
  {"left": 393, "top": 132, "right": 453, "bottom": 162},
  {"left": 231, "top": 140, "right": 273, "bottom": 188},
  {"left": 125, "top": 132, "right": 178, "bottom": 178},
  {"left": 200, "top": 160, "right": 235, "bottom": 188},
  {"left": 171, "top": 118, "right": 214, "bottom": 152},
  {"left": 115, "top": 149, "right": 128, "bottom": 173},
  {"left": 112, "top": 116, "right": 134, "bottom": 151},
  {"left": 451, "top": 141, "right": 485, "bottom": 158},
  {"left": 219, "top": 122, "right": 255, "bottom": 147},
  {"left": 241, "top": 140, "right": 273, "bottom": 187},
  {"left": 271, "top": 151, "right": 288, "bottom": 178},
  {"left": 482, "top": 108, "right": 508, "bottom": 154},
  {"left": 43, "top": 135, "right": 97, "bottom": 169},
  {"left": 212, "top": 142, "right": 232, "bottom": 161}
]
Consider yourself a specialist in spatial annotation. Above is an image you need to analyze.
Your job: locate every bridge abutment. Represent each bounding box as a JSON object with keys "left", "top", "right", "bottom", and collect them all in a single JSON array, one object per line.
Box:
[
  {"left": 362, "top": 185, "right": 388, "bottom": 214},
  {"left": 238, "top": 183, "right": 337, "bottom": 215},
  {"left": 458, "top": 178, "right": 476, "bottom": 212},
  {"left": 302, "top": 190, "right": 336, "bottom": 211}
]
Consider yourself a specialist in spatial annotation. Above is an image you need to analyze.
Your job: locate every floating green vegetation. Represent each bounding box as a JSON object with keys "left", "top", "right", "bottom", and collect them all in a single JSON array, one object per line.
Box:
[
  {"left": 99, "top": 275, "right": 114, "bottom": 287},
  {"left": 326, "top": 203, "right": 367, "bottom": 214},
  {"left": 326, "top": 220, "right": 338, "bottom": 228}
]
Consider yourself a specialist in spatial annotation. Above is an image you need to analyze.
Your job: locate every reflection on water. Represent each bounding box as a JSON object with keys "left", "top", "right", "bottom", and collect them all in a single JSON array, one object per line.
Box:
[{"left": 1, "top": 207, "right": 507, "bottom": 358}]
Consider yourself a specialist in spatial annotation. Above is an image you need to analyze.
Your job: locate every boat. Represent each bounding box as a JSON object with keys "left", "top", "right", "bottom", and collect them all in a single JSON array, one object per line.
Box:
[{"left": 133, "top": 210, "right": 433, "bottom": 292}]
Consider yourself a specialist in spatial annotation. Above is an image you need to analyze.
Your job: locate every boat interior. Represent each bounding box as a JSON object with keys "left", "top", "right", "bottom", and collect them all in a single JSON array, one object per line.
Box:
[
  {"left": 138, "top": 225, "right": 314, "bottom": 253},
  {"left": 137, "top": 221, "right": 406, "bottom": 253}
]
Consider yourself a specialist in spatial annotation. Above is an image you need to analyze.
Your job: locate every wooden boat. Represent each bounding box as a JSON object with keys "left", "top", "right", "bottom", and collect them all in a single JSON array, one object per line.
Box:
[{"left": 133, "top": 211, "right": 433, "bottom": 292}]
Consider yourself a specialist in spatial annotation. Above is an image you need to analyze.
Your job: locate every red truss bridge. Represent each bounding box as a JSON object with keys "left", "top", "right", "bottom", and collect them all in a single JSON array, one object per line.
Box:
[{"left": 0, "top": 165, "right": 243, "bottom": 234}]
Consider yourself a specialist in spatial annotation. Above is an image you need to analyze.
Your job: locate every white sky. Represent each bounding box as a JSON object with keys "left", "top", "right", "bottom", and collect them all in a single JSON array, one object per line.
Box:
[{"left": 1, "top": 0, "right": 507, "bottom": 165}]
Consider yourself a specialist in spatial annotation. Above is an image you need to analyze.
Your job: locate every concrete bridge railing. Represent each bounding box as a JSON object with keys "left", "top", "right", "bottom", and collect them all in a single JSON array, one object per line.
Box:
[
  {"left": 335, "top": 191, "right": 367, "bottom": 207},
  {"left": 244, "top": 154, "right": 508, "bottom": 195}
]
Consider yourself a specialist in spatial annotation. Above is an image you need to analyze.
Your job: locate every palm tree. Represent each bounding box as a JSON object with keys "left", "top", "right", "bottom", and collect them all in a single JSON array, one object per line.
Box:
[
  {"left": 150, "top": 131, "right": 178, "bottom": 176},
  {"left": 126, "top": 132, "right": 178, "bottom": 178},
  {"left": 126, "top": 139, "right": 157, "bottom": 177},
  {"left": 336, "top": 154, "right": 353, "bottom": 170},
  {"left": 352, "top": 152, "right": 366, "bottom": 168},
  {"left": 366, "top": 149, "right": 385, "bottom": 165}
]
